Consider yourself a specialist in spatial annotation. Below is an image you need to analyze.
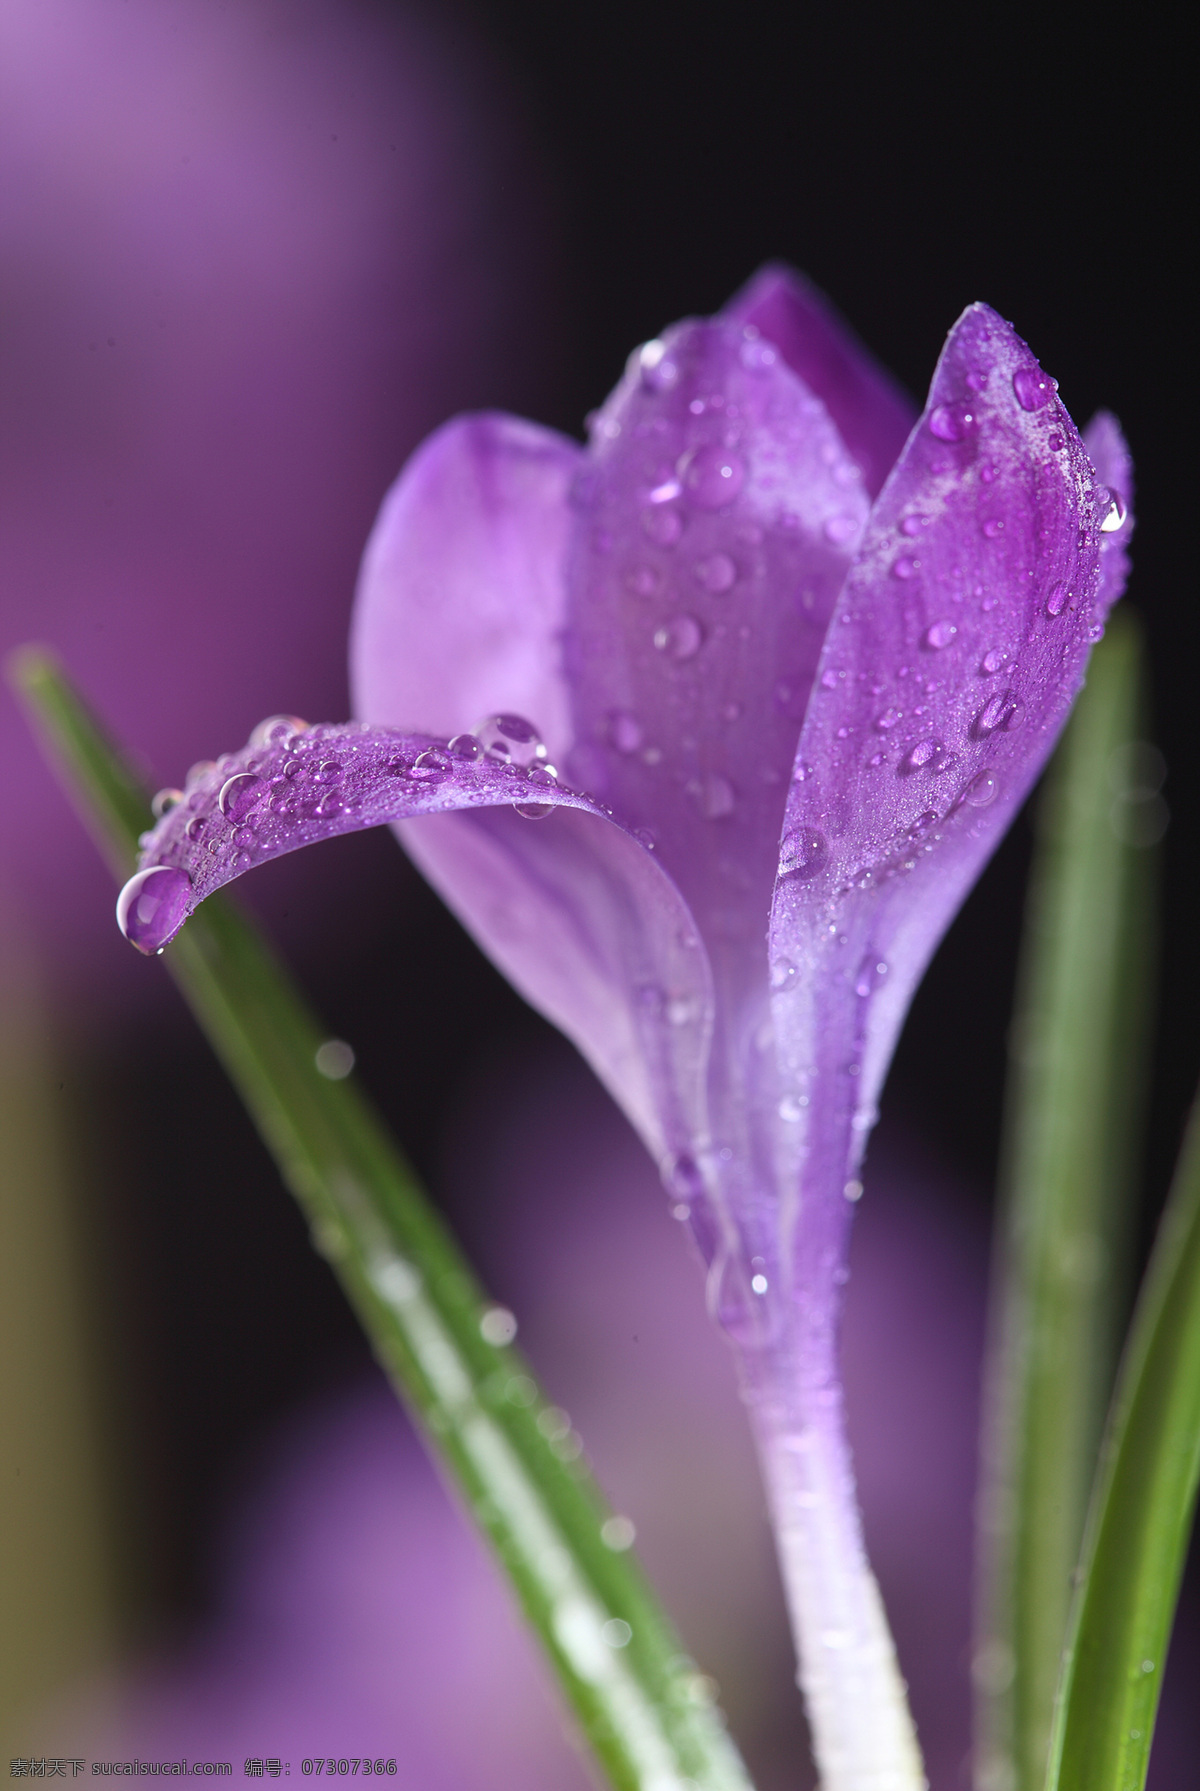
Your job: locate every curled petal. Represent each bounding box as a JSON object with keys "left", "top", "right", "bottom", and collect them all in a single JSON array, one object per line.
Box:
[
  {"left": 769, "top": 304, "right": 1120, "bottom": 1284},
  {"left": 352, "top": 412, "right": 581, "bottom": 766},
  {"left": 724, "top": 263, "right": 918, "bottom": 499},
  {"left": 121, "top": 720, "right": 712, "bottom": 1165}
]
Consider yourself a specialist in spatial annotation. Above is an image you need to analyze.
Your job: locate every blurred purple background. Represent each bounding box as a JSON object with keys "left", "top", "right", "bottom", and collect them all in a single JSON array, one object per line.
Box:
[{"left": 1, "top": 0, "right": 1194, "bottom": 1785}]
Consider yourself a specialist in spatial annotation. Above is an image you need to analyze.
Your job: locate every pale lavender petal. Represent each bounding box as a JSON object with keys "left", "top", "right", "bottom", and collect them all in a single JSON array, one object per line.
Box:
[
  {"left": 1084, "top": 410, "right": 1135, "bottom": 614},
  {"left": 724, "top": 264, "right": 918, "bottom": 499},
  {"left": 121, "top": 720, "right": 712, "bottom": 1164},
  {"left": 768, "top": 304, "right": 1115, "bottom": 1332},
  {"left": 563, "top": 316, "right": 869, "bottom": 1054},
  {"left": 351, "top": 412, "right": 582, "bottom": 765}
]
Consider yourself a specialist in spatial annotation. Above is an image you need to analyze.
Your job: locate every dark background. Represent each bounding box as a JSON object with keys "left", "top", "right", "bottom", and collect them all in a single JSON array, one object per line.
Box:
[{"left": 14, "top": 0, "right": 1195, "bottom": 1779}]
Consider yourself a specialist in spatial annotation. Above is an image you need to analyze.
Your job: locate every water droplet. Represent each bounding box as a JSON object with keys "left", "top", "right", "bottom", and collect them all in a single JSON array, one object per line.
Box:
[
  {"left": 923, "top": 620, "right": 957, "bottom": 650},
  {"left": 691, "top": 771, "right": 735, "bottom": 818},
  {"left": 283, "top": 758, "right": 303, "bottom": 779},
  {"left": 185, "top": 815, "right": 206, "bottom": 840},
  {"left": 600, "top": 1515, "right": 636, "bottom": 1551},
  {"left": 965, "top": 368, "right": 990, "bottom": 392},
  {"left": 315, "top": 791, "right": 343, "bottom": 817},
  {"left": 665, "top": 1152, "right": 705, "bottom": 1203},
  {"left": 448, "top": 732, "right": 482, "bottom": 759},
  {"left": 892, "top": 555, "right": 919, "bottom": 579},
  {"left": 411, "top": 747, "right": 451, "bottom": 781},
  {"left": 854, "top": 956, "right": 888, "bottom": 998},
  {"left": 116, "top": 865, "right": 192, "bottom": 954},
  {"left": 823, "top": 514, "right": 858, "bottom": 544},
  {"left": 770, "top": 957, "right": 798, "bottom": 993},
  {"left": 250, "top": 714, "right": 307, "bottom": 748},
  {"left": 901, "top": 512, "right": 931, "bottom": 537},
  {"left": 929, "top": 400, "right": 977, "bottom": 442},
  {"left": 678, "top": 444, "right": 745, "bottom": 508},
  {"left": 633, "top": 826, "right": 657, "bottom": 850},
  {"left": 666, "top": 993, "right": 701, "bottom": 1026},
  {"left": 1048, "top": 431, "right": 1064, "bottom": 452},
  {"left": 602, "top": 1618, "right": 633, "bottom": 1649},
  {"left": 316, "top": 758, "right": 344, "bottom": 783},
  {"left": 693, "top": 552, "right": 737, "bottom": 593},
  {"left": 624, "top": 562, "right": 662, "bottom": 598},
  {"left": 639, "top": 339, "right": 678, "bottom": 391},
  {"left": 641, "top": 503, "right": 683, "bottom": 546},
  {"left": 779, "top": 828, "right": 827, "bottom": 880},
  {"left": 902, "top": 737, "right": 942, "bottom": 772},
  {"left": 1046, "top": 580, "right": 1069, "bottom": 617},
  {"left": 909, "top": 809, "right": 938, "bottom": 838},
  {"left": 1012, "top": 365, "right": 1057, "bottom": 411},
  {"left": 739, "top": 333, "right": 778, "bottom": 371},
  {"left": 151, "top": 787, "right": 183, "bottom": 819},
  {"left": 843, "top": 1179, "right": 864, "bottom": 1202},
  {"left": 1099, "top": 487, "right": 1128, "bottom": 532},
  {"left": 963, "top": 769, "right": 1000, "bottom": 807},
  {"left": 974, "top": 691, "right": 1024, "bottom": 735},
  {"left": 314, "top": 1039, "right": 355, "bottom": 1079},
  {"left": 982, "top": 518, "right": 1005, "bottom": 539},
  {"left": 479, "top": 1305, "right": 518, "bottom": 1346},
  {"left": 476, "top": 713, "right": 547, "bottom": 768},
  {"left": 653, "top": 614, "right": 703, "bottom": 658},
  {"left": 875, "top": 707, "right": 902, "bottom": 732},
  {"left": 218, "top": 772, "right": 261, "bottom": 822},
  {"left": 606, "top": 708, "right": 643, "bottom": 753}
]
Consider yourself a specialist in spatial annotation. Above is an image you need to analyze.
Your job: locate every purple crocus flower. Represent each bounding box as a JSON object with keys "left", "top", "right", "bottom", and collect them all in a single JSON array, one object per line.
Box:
[{"left": 116, "top": 266, "right": 1133, "bottom": 1786}]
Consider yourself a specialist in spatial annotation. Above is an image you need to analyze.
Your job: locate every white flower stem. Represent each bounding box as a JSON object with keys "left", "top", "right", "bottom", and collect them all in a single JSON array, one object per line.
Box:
[{"left": 738, "top": 1345, "right": 927, "bottom": 1791}]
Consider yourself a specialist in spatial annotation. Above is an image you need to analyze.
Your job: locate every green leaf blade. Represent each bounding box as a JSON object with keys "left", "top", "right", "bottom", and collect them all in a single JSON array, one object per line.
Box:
[
  {"left": 1048, "top": 1105, "right": 1200, "bottom": 1790},
  {"left": 976, "top": 611, "right": 1159, "bottom": 1790},
  {"left": 10, "top": 646, "right": 756, "bottom": 1791}
]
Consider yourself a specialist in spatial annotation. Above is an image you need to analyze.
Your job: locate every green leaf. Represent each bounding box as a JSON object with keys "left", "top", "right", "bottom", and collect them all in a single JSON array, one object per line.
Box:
[
  {"left": 10, "top": 645, "right": 757, "bottom": 1791},
  {"left": 1047, "top": 1097, "right": 1200, "bottom": 1789},
  {"left": 975, "top": 611, "right": 1159, "bottom": 1791}
]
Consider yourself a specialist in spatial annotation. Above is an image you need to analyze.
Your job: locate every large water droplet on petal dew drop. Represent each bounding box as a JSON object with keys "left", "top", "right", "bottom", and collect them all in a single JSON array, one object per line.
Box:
[
  {"left": 779, "top": 828, "right": 827, "bottom": 881},
  {"left": 1012, "top": 365, "right": 1058, "bottom": 411},
  {"left": 117, "top": 865, "right": 192, "bottom": 954},
  {"left": 476, "top": 713, "right": 548, "bottom": 769},
  {"left": 678, "top": 445, "right": 745, "bottom": 508}
]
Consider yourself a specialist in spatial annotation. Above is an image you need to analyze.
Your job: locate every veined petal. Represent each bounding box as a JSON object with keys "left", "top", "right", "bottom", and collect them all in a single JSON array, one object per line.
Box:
[
  {"left": 120, "top": 720, "right": 712, "bottom": 1166},
  {"left": 724, "top": 263, "right": 918, "bottom": 499},
  {"left": 769, "top": 303, "right": 1123, "bottom": 1290},
  {"left": 351, "top": 412, "right": 581, "bottom": 766},
  {"left": 563, "top": 316, "right": 869, "bottom": 1046}
]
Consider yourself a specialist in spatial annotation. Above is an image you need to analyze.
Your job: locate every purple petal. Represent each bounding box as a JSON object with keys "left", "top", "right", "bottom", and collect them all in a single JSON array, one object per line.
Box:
[
  {"left": 724, "top": 264, "right": 918, "bottom": 499},
  {"left": 1084, "top": 410, "right": 1135, "bottom": 614},
  {"left": 121, "top": 720, "right": 712, "bottom": 1164},
  {"left": 562, "top": 316, "right": 869, "bottom": 1029},
  {"left": 767, "top": 302, "right": 1116, "bottom": 1322},
  {"left": 351, "top": 412, "right": 582, "bottom": 764}
]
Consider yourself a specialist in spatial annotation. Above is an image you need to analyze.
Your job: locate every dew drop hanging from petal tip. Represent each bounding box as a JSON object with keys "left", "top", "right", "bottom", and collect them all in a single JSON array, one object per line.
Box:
[
  {"left": 117, "top": 865, "right": 192, "bottom": 955},
  {"left": 1099, "top": 487, "right": 1128, "bottom": 532}
]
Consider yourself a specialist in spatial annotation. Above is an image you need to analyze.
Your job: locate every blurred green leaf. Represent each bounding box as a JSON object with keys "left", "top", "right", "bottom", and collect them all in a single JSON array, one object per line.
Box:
[
  {"left": 975, "top": 611, "right": 1159, "bottom": 1790},
  {"left": 1047, "top": 1096, "right": 1200, "bottom": 1790},
  {"left": 11, "top": 645, "right": 756, "bottom": 1791}
]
